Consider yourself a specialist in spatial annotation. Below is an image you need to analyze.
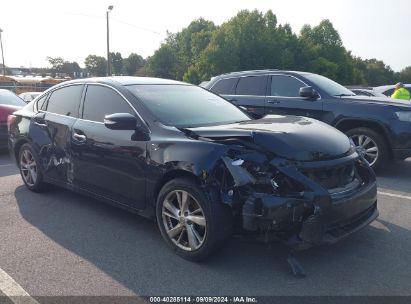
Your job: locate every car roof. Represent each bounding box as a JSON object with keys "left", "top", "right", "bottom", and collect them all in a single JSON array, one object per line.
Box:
[
  {"left": 351, "top": 88, "right": 374, "bottom": 92},
  {"left": 61, "top": 76, "right": 189, "bottom": 86},
  {"left": 374, "top": 84, "right": 411, "bottom": 92},
  {"left": 0, "top": 89, "right": 17, "bottom": 95},
  {"left": 211, "top": 69, "right": 314, "bottom": 79}
]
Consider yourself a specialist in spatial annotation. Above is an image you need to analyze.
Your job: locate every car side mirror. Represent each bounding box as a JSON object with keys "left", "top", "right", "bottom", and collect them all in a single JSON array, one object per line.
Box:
[
  {"left": 104, "top": 113, "right": 139, "bottom": 130},
  {"left": 300, "top": 86, "right": 320, "bottom": 99}
]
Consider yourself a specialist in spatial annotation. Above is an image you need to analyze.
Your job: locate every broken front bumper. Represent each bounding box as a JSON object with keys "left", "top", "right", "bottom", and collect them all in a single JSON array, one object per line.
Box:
[
  {"left": 298, "top": 183, "right": 378, "bottom": 249},
  {"left": 238, "top": 155, "right": 378, "bottom": 250},
  {"left": 243, "top": 180, "right": 378, "bottom": 249}
]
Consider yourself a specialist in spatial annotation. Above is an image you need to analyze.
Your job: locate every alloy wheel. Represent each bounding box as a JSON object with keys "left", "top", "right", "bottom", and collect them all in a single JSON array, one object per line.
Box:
[
  {"left": 20, "top": 149, "right": 38, "bottom": 187},
  {"left": 350, "top": 134, "right": 379, "bottom": 166},
  {"left": 162, "top": 190, "right": 207, "bottom": 251}
]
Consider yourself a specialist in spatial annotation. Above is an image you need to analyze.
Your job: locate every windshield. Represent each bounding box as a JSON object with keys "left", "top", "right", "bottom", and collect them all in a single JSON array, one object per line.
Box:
[
  {"left": 127, "top": 84, "right": 250, "bottom": 127},
  {"left": 304, "top": 73, "right": 355, "bottom": 96},
  {"left": 0, "top": 90, "right": 26, "bottom": 106}
]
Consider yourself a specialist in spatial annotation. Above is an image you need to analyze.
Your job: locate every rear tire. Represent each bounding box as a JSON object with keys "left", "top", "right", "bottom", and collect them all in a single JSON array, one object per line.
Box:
[
  {"left": 18, "top": 143, "right": 47, "bottom": 192},
  {"left": 156, "top": 177, "right": 232, "bottom": 261},
  {"left": 346, "top": 127, "right": 389, "bottom": 171}
]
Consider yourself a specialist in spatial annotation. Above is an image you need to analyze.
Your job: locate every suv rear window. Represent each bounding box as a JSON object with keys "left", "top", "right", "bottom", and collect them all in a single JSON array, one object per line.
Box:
[
  {"left": 384, "top": 89, "right": 394, "bottom": 96},
  {"left": 235, "top": 76, "right": 267, "bottom": 96},
  {"left": 211, "top": 78, "right": 237, "bottom": 95}
]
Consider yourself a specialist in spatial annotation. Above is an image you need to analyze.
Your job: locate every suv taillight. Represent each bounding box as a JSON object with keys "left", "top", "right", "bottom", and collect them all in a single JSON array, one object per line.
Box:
[{"left": 7, "top": 115, "right": 17, "bottom": 132}]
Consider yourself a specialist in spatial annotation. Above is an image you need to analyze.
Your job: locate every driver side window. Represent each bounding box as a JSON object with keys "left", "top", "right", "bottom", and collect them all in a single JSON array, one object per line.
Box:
[
  {"left": 82, "top": 85, "right": 135, "bottom": 122},
  {"left": 270, "top": 75, "right": 305, "bottom": 97}
]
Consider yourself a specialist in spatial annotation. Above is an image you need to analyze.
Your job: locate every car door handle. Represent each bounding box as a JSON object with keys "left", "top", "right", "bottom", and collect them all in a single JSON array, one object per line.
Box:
[
  {"left": 72, "top": 132, "right": 87, "bottom": 143},
  {"left": 267, "top": 99, "right": 280, "bottom": 104},
  {"left": 227, "top": 98, "right": 237, "bottom": 102}
]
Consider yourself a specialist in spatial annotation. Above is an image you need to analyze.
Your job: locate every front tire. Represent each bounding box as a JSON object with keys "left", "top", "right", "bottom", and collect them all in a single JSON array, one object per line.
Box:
[
  {"left": 18, "top": 143, "right": 47, "bottom": 192},
  {"left": 346, "top": 127, "right": 389, "bottom": 171},
  {"left": 156, "top": 177, "right": 232, "bottom": 261}
]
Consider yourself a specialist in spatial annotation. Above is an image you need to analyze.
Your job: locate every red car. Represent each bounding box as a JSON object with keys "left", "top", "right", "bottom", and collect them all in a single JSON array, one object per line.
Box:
[{"left": 0, "top": 89, "right": 26, "bottom": 149}]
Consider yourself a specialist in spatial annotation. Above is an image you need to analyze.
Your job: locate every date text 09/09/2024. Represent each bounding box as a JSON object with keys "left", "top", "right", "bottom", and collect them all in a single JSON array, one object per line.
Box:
[{"left": 149, "top": 297, "right": 257, "bottom": 303}]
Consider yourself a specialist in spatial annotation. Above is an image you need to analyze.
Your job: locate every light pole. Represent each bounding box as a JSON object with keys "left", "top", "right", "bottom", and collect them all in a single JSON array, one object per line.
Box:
[
  {"left": 106, "top": 5, "right": 113, "bottom": 76},
  {"left": 0, "top": 28, "right": 5, "bottom": 76}
]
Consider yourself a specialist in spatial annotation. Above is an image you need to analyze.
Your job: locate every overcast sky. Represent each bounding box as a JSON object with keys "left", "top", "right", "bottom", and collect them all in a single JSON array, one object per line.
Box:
[{"left": 1, "top": 0, "right": 410, "bottom": 71}]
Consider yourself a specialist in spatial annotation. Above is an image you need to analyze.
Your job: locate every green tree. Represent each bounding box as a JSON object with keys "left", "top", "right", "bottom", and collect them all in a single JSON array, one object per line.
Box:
[
  {"left": 190, "top": 10, "right": 299, "bottom": 83},
  {"left": 46, "top": 56, "right": 65, "bottom": 77},
  {"left": 84, "top": 55, "right": 107, "bottom": 76},
  {"left": 364, "top": 59, "right": 395, "bottom": 86},
  {"left": 135, "top": 64, "right": 151, "bottom": 77},
  {"left": 46, "top": 57, "right": 82, "bottom": 78},
  {"left": 110, "top": 52, "right": 123, "bottom": 75},
  {"left": 147, "top": 45, "right": 178, "bottom": 79},
  {"left": 398, "top": 66, "right": 411, "bottom": 83},
  {"left": 62, "top": 62, "right": 81, "bottom": 78},
  {"left": 298, "top": 20, "right": 354, "bottom": 84},
  {"left": 47, "top": 57, "right": 64, "bottom": 71},
  {"left": 138, "top": 9, "right": 404, "bottom": 86},
  {"left": 147, "top": 18, "right": 216, "bottom": 81},
  {"left": 123, "top": 53, "right": 145, "bottom": 76},
  {"left": 182, "top": 65, "right": 201, "bottom": 84},
  {"left": 351, "top": 58, "right": 395, "bottom": 86}
]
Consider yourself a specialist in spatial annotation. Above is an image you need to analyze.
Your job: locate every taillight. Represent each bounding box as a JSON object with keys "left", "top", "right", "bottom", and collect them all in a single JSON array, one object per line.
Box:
[{"left": 7, "top": 115, "right": 17, "bottom": 132}]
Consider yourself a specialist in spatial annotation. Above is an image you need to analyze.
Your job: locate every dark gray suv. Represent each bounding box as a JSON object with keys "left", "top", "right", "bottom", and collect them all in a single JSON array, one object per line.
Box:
[{"left": 204, "top": 70, "right": 411, "bottom": 171}]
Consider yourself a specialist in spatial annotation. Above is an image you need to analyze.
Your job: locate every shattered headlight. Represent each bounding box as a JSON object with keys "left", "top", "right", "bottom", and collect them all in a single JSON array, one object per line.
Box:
[
  {"left": 222, "top": 157, "right": 256, "bottom": 186},
  {"left": 222, "top": 156, "right": 305, "bottom": 197}
]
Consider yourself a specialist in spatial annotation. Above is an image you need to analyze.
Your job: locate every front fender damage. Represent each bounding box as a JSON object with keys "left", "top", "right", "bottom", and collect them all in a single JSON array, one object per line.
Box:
[
  {"left": 199, "top": 145, "right": 377, "bottom": 253},
  {"left": 201, "top": 148, "right": 316, "bottom": 246}
]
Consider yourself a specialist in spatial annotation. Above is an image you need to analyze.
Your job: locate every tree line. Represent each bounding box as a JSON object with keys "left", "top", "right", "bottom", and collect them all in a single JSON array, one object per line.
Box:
[
  {"left": 49, "top": 10, "right": 411, "bottom": 86},
  {"left": 45, "top": 52, "right": 145, "bottom": 78}
]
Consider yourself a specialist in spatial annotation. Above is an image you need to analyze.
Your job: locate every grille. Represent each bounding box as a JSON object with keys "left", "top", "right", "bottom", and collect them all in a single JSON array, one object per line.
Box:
[{"left": 302, "top": 162, "right": 357, "bottom": 190}]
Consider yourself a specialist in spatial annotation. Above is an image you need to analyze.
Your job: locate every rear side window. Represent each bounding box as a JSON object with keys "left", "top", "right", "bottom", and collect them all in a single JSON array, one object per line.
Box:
[
  {"left": 235, "top": 76, "right": 267, "bottom": 96},
  {"left": 46, "top": 85, "right": 83, "bottom": 117},
  {"left": 37, "top": 94, "right": 48, "bottom": 111},
  {"left": 211, "top": 78, "right": 237, "bottom": 95},
  {"left": 83, "top": 85, "right": 135, "bottom": 122},
  {"left": 383, "top": 89, "right": 394, "bottom": 96},
  {"left": 270, "top": 75, "right": 306, "bottom": 97},
  {"left": 356, "top": 91, "right": 371, "bottom": 96}
]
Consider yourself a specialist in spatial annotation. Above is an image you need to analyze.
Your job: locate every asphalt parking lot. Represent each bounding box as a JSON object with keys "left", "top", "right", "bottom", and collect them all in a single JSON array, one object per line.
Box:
[{"left": 0, "top": 149, "right": 410, "bottom": 299}]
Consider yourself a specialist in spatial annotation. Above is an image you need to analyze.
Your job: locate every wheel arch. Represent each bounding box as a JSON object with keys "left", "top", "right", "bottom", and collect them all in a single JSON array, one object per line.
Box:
[
  {"left": 151, "top": 169, "right": 203, "bottom": 208},
  {"left": 13, "top": 138, "right": 30, "bottom": 164},
  {"left": 335, "top": 118, "right": 393, "bottom": 159}
]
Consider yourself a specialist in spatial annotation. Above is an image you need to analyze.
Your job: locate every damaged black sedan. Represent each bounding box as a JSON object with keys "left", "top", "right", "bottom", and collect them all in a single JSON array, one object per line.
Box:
[{"left": 8, "top": 77, "right": 378, "bottom": 263}]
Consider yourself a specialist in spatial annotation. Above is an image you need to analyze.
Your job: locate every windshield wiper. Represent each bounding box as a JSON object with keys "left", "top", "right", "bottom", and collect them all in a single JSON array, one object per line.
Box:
[
  {"left": 334, "top": 93, "right": 356, "bottom": 97},
  {"left": 178, "top": 127, "right": 199, "bottom": 139}
]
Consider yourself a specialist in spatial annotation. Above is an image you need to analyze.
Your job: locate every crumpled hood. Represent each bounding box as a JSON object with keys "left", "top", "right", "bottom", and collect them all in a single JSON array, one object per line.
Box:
[{"left": 188, "top": 115, "right": 351, "bottom": 161}]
